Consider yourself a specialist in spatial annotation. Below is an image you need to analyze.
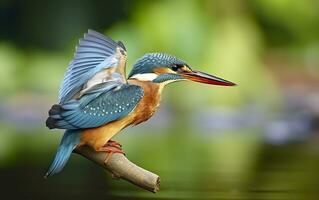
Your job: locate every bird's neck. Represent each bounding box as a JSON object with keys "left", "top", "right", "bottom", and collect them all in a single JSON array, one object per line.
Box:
[
  {"left": 129, "top": 73, "right": 158, "bottom": 82},
  {"left": 128, "top": 78, "right": 165, "bottom": 94},
  {"left": 127, "top": 79, "right": 164, "bottom": 125}
]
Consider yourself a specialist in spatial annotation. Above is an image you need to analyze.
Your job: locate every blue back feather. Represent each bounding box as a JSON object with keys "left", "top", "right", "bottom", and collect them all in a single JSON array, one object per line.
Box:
[{"left": 47, "top": 84, "right": 144, "bottom": 129}]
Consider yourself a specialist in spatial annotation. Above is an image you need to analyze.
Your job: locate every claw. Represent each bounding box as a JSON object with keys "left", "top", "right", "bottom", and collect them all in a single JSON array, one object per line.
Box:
[
  {"left": 97, "top": 140, "right": 125, "bottom": 165},
  {"left": 108, "top": 140, "right": 122, "bottom": 148}
]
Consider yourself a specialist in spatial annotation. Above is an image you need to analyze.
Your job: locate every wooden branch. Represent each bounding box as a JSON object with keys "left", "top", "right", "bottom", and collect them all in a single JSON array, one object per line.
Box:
[{"left": 74, "top": 146, "right": 160, "bottom": 193}]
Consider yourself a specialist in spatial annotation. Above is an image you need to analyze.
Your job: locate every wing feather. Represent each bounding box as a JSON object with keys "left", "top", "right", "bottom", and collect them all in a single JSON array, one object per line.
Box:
[
  {"left": 59, "top": 30, "right": 127, "bottom": 103},
  {"left": 47, "top": 85, "right": 144, "bottom": 129}
]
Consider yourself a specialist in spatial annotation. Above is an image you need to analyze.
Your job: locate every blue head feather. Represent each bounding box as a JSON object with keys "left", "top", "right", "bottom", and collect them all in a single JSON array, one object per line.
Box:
[{"left": 128, "top": 53, "right": 187, "bottom": 80}]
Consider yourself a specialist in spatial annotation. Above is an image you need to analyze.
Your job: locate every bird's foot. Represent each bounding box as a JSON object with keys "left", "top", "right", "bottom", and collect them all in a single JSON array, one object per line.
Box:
[
  {"left": 97, "top": 140, "right": 125, "bottom": 165},
  {"left": 107, "top": 139, "right": 122, "bottom": 148}
]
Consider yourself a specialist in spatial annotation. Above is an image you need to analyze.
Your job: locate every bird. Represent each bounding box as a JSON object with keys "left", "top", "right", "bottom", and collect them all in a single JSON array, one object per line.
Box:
[{"left": 44, "top": 29, "right": 236, "bottom": 178}]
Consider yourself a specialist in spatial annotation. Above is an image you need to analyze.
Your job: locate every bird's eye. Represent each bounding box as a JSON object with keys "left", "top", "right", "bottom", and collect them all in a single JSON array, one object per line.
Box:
[{"left": 171, "top": 65, "right": 179, "bottom": 71}]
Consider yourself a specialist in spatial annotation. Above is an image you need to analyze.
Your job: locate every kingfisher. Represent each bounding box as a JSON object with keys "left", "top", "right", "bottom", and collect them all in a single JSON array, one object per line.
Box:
[{"left": 45, "top": 30, "right": 236, "bottom": 178}]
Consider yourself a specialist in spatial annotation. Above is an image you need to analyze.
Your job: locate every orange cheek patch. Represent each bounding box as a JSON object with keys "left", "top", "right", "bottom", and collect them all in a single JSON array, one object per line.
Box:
[{"left": 154, "top": 67, "right": 175, "bottom": 75}]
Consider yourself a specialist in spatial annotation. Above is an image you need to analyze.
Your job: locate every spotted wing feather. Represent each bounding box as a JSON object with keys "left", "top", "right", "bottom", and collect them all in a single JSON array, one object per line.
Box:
[{"left": 46, "top": 84, "right": 144, "bottom": 129}]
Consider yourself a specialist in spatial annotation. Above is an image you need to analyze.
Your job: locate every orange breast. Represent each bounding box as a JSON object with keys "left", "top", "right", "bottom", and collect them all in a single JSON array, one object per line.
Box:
[
  {"left": 79, "top": 116, "right": 133, "bottom": 150},
  {"left": 79, "top": 80, "right": 163, "bottom": 150},
  {"left": 128, "top": 79, "right": 163, "bottom": 125}
]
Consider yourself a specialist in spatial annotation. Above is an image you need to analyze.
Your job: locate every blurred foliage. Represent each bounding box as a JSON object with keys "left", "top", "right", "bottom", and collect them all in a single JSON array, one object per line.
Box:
[{"left": 0, "top": 0, "right": 319, "bottom": 199}]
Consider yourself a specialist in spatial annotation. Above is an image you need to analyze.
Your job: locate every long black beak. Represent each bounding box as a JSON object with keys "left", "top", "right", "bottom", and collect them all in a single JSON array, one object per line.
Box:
[{"left": 182, "top": 70, "right": 236, "bottom": 86}]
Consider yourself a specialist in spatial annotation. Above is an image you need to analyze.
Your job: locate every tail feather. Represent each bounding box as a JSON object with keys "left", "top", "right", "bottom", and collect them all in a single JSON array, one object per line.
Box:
[
  {"left": 46, "top": 102, "right": 79, "bottom": 129},
  {"left": 45, "top": 130, "right": 80, "bottom": 178},
  {"left": 48, "top": 104, "right": 62, "bottom": 115}
]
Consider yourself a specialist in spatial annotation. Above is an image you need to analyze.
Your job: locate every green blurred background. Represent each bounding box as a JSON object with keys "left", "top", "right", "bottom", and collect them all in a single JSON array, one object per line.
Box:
[{"left": 1, "top": 0, "right": 319, "bottom": 199}]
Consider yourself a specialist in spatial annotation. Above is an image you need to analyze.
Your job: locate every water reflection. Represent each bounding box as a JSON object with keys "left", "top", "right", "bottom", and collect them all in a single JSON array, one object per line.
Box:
[{"left": 1, "top": 138, "right": 319, "bottom": 200}]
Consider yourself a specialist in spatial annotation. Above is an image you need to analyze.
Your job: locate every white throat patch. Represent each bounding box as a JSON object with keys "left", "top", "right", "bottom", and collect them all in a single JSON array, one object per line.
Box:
[{"left": 130, "top": 73, "right": 158, "bottom": 81}]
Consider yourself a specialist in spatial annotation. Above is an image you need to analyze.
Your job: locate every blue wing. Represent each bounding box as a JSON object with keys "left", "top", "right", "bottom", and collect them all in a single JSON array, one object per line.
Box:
[
  {"left": 59, "top": 30, "right": 127, "bottom": 103},
  {"left": 46, "top": 84, "right": 144, "bottom": 129}
]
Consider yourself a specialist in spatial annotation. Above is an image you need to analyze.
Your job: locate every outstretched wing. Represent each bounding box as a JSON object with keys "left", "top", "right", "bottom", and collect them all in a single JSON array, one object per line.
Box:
[
  {"left": 47, "top": 84, "right": 144, "bottom": 129},
  {"left": 59, "top": 30, "right": 127, "bottom": 103}
]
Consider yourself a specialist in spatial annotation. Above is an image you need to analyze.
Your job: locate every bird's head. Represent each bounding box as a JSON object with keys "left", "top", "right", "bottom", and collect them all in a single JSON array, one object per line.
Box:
[{"left": 128, "top": 53, "right": 236, "bottom": 86}]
